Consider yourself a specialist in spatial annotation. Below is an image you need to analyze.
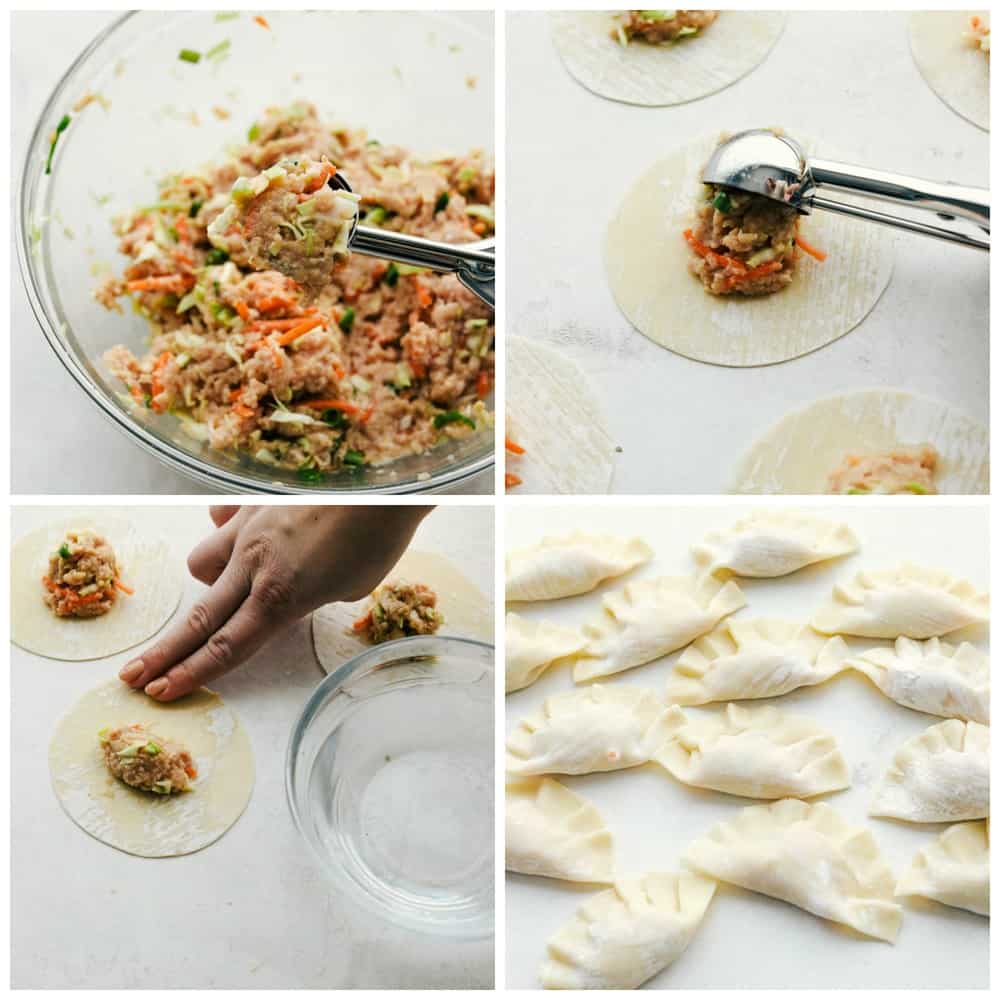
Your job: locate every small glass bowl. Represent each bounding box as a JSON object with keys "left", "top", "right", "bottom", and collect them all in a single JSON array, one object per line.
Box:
[{"left": 286, "top": 635, "right": 494, "bottom": 938}]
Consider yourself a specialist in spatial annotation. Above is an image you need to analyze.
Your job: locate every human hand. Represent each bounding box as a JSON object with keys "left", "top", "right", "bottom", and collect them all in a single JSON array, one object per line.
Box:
[{"left": 119, "top": 504, "right": 432, "bottom": 701}]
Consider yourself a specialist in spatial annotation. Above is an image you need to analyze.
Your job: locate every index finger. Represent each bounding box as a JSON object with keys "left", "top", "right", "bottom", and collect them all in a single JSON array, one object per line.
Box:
[{"left": 118, "top": 560, "right": 251, "bottom": 690}]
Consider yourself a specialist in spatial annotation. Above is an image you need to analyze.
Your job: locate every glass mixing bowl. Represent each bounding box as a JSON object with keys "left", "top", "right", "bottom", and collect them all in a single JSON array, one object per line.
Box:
[
  {"left": 286, "top": 635, "right": 494, "bottom": 939},
  {"left": 17, "top": 11, "right": 494, "bottom": 493}
]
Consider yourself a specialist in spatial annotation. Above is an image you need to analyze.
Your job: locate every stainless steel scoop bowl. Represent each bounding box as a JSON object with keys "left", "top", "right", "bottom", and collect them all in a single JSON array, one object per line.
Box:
[
  {"left": 330, "top": 173, "right": 495, "bottom": 306},
  {"left": 703, "top": 129, "right": 989, "bottom": 252}
]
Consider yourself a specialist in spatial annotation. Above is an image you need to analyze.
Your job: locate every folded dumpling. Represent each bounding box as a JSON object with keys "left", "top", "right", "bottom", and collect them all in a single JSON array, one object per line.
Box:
[
  {"left": 506, "top": 532, "right": 652, "bottom": 602},
  {"left": 668, "top": 619, "right": 850, "bottom": 706},
  {"left": 655, "top": 704, "right": 850, "bottom": 799},
  {"left": 895, "top": 820, "right": 989, "bottom": 916},
  {"left": 540, "top": 872, "right": 717, "bottom": 989},
  {"left": 811, "top": 564, "right": 989, "bottom": 639},
  {"left": 576, "top": 576, "right": 746, "bottom": 682},
  {"left": 870, "top": 719, "right": 989, "bottom": 823},
  {"left": 506, "top": 684, "right": 671, "bottom": 777},
  {"left": 848, "top": 637, "right": 989, "bottom": 724},
  {"left": 684, "top": 799, "right": 902, "bottom": 942},
  {"left": 693, "top": 512, "right": 859, "bottom": 579},
  {"left": 506, "top": 613, "right": 585, "bottom": 694},
  {"left": 506, "top": 777, "right": 614, "bottom": 883}
]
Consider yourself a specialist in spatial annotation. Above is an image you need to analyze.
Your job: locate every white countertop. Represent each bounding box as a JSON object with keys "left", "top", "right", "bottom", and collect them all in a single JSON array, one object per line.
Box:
[
  {"left": 12, "top": 505, "right": 494, "bottom": 989},
  {"left": 10, "top": 11, "right": 492, "bottom": 496},
  {"left": 504, "top": 504, "right": 989, "bottom": 989},
  {"left": 507, "top": 11, "right": 989, "bottom": 493}
]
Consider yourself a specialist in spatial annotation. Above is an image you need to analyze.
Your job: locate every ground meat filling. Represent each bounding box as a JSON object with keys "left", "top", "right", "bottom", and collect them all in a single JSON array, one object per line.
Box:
[
  {"left": 613, "top": 10, "right": 718, "bottom": 45},
  {"left": 96, "top": 101, "right": 495, "bottom": 478},
  {"left": 686, "top": 185, "right": 800, "bottom": 296},
  {"left": 827, "top": 445, "right": 939, "bottom": 495},
  {"left": 43, "top": 530, "right": 124, "bottom": 618},
  {"left": 353, "top": 581, "right": 444, "bottom": 644},
  {"left": 99, "top": 723, "right": 197, "bottom": 794},
  {"left": 207, "top": 157, "right": 360, "bottom": 296}
]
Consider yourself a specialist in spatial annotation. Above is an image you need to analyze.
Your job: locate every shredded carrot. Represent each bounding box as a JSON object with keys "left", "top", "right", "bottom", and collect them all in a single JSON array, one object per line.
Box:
[
  {"left": 254, "top": 15, "right": 270, "bottom": 29},
  {"left": 228, "top": 388, "right": 243, "bottom": 403},
  {"left": 505, "top": 436, "right": 525, "bottom": 455},
  {"left": 972, "top": 15, "right": 981, "bottom": 28},
  {"left": 127, "top": 274, "right": 195, "bottom": 294},
  {"left": 150, "top": 351, "right": 172, "bottom": 413},
  {"left": 255, "top": 295, "right": 298, "bottom": 314},
  {"left": 414, "top": 280, "right": 433, "bottom": 309},
  {"left": 505, "top": 473, "right": 523, "bottom": 489},
  {"left": 300, "top": 399, "right": 362, "bottom": 414},
  {"left": 232, "top": 402, "right": 255, "bottom": 419},
  {"left": 173, "top": 250, "right": 194, "bottom": 267},
  {"left": 266, "top": 338, "right": 285, "bottom": 369},
  {"left": 303, "top": 161, "right": 336, "bottom": 194},
  {"left": 723, "top": 260, "right": 783, "bottom": 290},
  {"left": 795, "top": 236, "right": 827, "bottom": 262},
  {"left": 683, "top": 229, "right": 746, "bottom": 273},
  {"left": 185, "top": 763, "right": 199, "bottom": 779},
  {"left": 246, "top": 313, "right": 317, "bottom": 332},
  {"left": 476, "top": 371, "right": 491, "bottom": 399},
  {"left": 277, "top": 315, "right": 324, "bottom": 346},
  {"left": 129, "top": 383, "right": 145, "bottom": 405},
  {"left": 234, "top": 300, "right": 252, "bottom": 322},
  {"left": 332, "top": 363, "right": 346, "bottom": 381},
  {"left": 174, "top": 215, "right": 191, "bottom": 243},
  {"left": 352, "top": 611, "right": 373, "bottom": 632},
  {"left": 114, "top": 580, "right": 134, "bottom": 596},
  {"left": 360, "top": 405, "right": 375, "bottom": 424}
]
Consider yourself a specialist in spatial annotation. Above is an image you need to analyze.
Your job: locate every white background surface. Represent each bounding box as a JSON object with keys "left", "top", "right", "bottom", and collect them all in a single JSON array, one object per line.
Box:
[
  {"left": 10, "top": 11, "right": 491, "bottom": 496},
  {"left": 504, "top": 503, "right": 989, "bottom": 989},
  {"left": 11, "top": 504, "right": 494, "bottom": 989},
  {"left": 507, "top": 11, "right": 989, "bottom": 493}
]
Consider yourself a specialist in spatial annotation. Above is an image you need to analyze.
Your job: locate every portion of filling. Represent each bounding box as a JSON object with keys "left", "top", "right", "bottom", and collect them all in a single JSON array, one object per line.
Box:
[
  {"left": 207, "top": 156, "right": 360, "bottom": 296},
  {"left": 96, "top": 101, "right": 495, "bottom": 479},
  {"left": 43, "top": 530, "right": 131, "bottom": 618},
  {"left": 964, "top": 14, "right": 990, "bottom": 54},
  {"left": 612, "top": 10, "right": 719, "bottom": 46},
  {"left": 685, "top": 183, "right": 826, "bottom": 296},
  {"left": 827, "top": 445, "right": 939, "bottom": 495},
  {"left": 99, "top": 723, "right": 197, "bottom": 794},
  {"left": 352, "top": 581, "right": 444, "bottom": 644}
]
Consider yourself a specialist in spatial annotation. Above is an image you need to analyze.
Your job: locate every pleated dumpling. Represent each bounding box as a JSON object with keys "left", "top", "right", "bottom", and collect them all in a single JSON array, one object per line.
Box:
[
  {"left": 576, "top": 576, "right": 746, "bottom": 682},
  {"left": 506, "top": 532, "right": 652, "bottom": 602},
  {"left": 668, "top": 619, "right": 850, "bottom": 706},
  {"left": 870, "top": 719, "right": 989, "bottom": 823},
  {"left": 506, "top": 684, "right": 671, "bottom": 777},
  {"left": 540, "top": 872, "right": 717, "bottom": 989},
  {"left": 505, "top": 613, "right": 585, "bottom": 693},
  {"left": 811, "top": 564, "right": 989, "bottom": 639},
  {"left": 684, "top": 799, "right": 902, "bottom": 943},
  {"left": 655, "top": 704, "right": 850, "bottom": 800},
  {"left": 895, "top": 820, "right": 989, "bottom": 916},
  {"left": 692, "top": 512, "right": 859, "bottom": 579},
  {"left": 848, "top": 637, "right": 989, "bottom": 724},
  {"left": 506, "top": 777, "right": 614, "bottom": 883}
]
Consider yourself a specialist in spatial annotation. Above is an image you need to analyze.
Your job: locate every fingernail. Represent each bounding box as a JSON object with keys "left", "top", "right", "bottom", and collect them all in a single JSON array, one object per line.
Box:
[
  {"left": 119, "top": 660, "right": 143, "bottom": 683},
  {"left": 145, "top": 678, "right": 168, "bottom": 697}
]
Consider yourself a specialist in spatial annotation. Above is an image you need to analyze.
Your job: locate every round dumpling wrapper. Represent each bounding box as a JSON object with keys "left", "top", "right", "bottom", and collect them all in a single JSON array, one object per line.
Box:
[
  {"left": 730, "top": 388, "right": 989, "bottom": 494},
  {"left": 312, "top": 549, "right": 492, "bottom": 674},
  {"left": 49, "top": 681, "right": 254, "bottom": 858},
  {"left": 605, "top": 132, "right": 895, "bottom": 367},
  {"left": 507, "top": 337, "right": 615, "bottom": 494},
  {"left": 551, "top": 11, "right": 786, "bottom": 107},
  {"left": 11, "top": 516, "right": 184, "bottom": 661},
  {"left": 910, "top": 11, "right": 989, "bottom": 132}
]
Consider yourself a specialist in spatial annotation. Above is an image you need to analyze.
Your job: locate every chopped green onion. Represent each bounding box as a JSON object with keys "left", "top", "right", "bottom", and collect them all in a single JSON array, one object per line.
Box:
[
  {"left": 384, "top": 262, "right": 399, "bottom": 287},
  {"left": 152, "top": 780, "right": 173, "bottom": 794},
  {"left": 321, "top": 409, "right": 349, "bottom": 430},
  {"left": 189, "top": 200, "right": 203, "bottom": 218},
  {"left": 44, "top": 114, "right": 71, "bottom": 175},
  {"left": 433, "top": 410, "right": 475, "bottom": 430},
  {"left": 215, "top": 12, "right": 240, "bottom": 22},
  {"left": 247, "top": 122, "right": 260, "bottom": 142},
  {"left": 339, "top": 307, "right": 355, "bottom": 333},
  {"left": 846, "top": 488, "right": 870, "bottom": 495},
  {"left": 205, "top": 247, "right": 229, "bottom": 265},
  {"left": 364, "top": 206, "right": 388, "bottom": 226},
  {"left": 178, "top": 49, "right": 202, "bottom": 64},
  {"left": 343, "top": 449, "right": 365, "bottom": 467},
  {"left": 116, "top": 745, "right": 141, "bottom": 758},
  {"left": 144, "top": 741, "right": 161, "bottom": 756},
  {"left": 712, "top": 191, "right": 731, "bottom": 213},
  {"left": 465, "top": 318, "right": 488, "bottom": 331},
  {"left": 58, "top": 543, "right": 71, "bottom": 559},
  {"left": 298, "top": 466, "right": 324, "bottom": 484},
  {"left": 205, "top": 39, "right": 231, "bottom": 61},
  {"left": 458, "top": 166, "right": 477, "bottom": 184},
  {"left": 902, "top": 483, "right": 929, "bottom": 495},
  {"left": 434, "top": 191, "right": 450, "bottom": 214}
]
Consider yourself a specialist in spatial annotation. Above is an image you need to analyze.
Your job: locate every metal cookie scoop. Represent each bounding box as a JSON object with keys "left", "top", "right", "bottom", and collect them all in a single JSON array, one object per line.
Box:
[
  {"left": 329, "top": 174, "right": 495, "bottom": 306},
  {"left": 702, "top": 129, "right": 989, "bottom": 252}
]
